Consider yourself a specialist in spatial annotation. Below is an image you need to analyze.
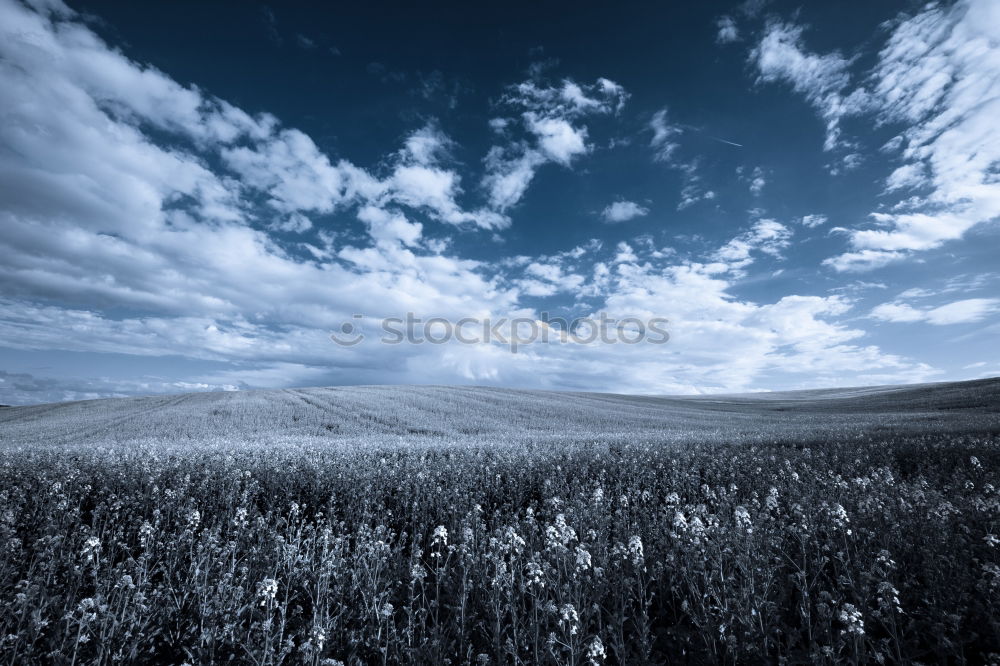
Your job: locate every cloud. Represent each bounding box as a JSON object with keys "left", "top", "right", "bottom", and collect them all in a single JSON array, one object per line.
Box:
[
  {"left": 0, "top": 0, "right": 518, "bottom": 327},
  {"left": 401, "top": 123, "right": 452, "bottom": 165},
  {"left": 823, "top": 249, "right": 906, "bottom": 273},
  {"left": 0, "top": 369, "right": 239, "bottom": 406},
  {"left": 494, "top": 231, "right": 930, "bottom": 394},
  {"left": 884, "top": 163, "right": 928, "bottom": 193},
  {"left": 713, "top": 219, "right": 792, "bottom": 271},
  {"left": 596, "top": 78, "right": 629, "bottom": 113},
  {"left": 751, "top": 21, "right": 865, "bottom": 152},
  {"left": 748, "top": 166, "right": 766, "bottom": 195},
  {"left": 481, "top": 77, "right": 628, "bottom": 210},
  {"left": 0, "top": 0, "right": 509, "bottom": 234},
  {"left": 488, "top": 117, "right": 509, "bottom": 133},
  {"left": 221, "top": 128, "right": 364, "bottom": 214},
  {"left": 482, "top": 148, "right": 546, "bottom": 211},
  {"left": 753, "top": 1, "right": 1000, "bottom": 272},
  {"left": 583, "top": 241, "right": 931, "bottom": 393},
  {"left": 601, "top": 201, "right": 649, "bottom": 223},
  {"left": 271, "top": 213, "right": 313, "bottom": 234},
  {"left": 356, "top": 206, "right": 422, "bottom": 247},
  {"left": 716, "top": 16, "right": 740, "bottom": 44},
  {"left": 799, "top": 214, "right": 828, "bottom": 228},
  {"left": 676, "top": 182, "right": 716, "bottom": 210},
  {"left": 223, "top": 121, "right": 509, "bottom": 230},
  {"left": 677, "top": 184, "right": 715, "bottom": 210},
  {"left": 517, "top": 262, "right": 585, "bottom": 297},
  {"left": 831, "top": 0, "right": 1000, "bottom": 270},
  {"left": 0, "top": 0, "right": 938, "bottom": 402},
  {"left": 871, "top": 298, "right": 1000, "bottom": 325},
  {"left": 525, "top": 113, "right": 589, "bottom": 165},
  {"left": 647, "top": 115, "right": 721, "bottom": 210},
  {"left": 648, "top": 112, "right": 717, "bottom": 209},
  {"left": 649, "top": 108, "right": 682, "bottom": 163},
  {"left": 507, "top": 78, "right": 629, "bottom": 118}
]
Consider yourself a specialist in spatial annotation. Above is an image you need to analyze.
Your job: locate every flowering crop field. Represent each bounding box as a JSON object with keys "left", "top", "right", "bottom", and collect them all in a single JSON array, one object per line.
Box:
[{"left": 1, "top": 379, "right": 999, "bottom": 665}]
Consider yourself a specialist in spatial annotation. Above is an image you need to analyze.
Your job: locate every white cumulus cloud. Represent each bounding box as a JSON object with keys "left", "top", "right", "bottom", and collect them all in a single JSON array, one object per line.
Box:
[{"left": 601, "top": 201, "right": 649, "bottom": 223}]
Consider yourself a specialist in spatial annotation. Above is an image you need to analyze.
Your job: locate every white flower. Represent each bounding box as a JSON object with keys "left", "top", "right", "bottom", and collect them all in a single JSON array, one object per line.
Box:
[
  {"left": 233, "top": 507, "right": 249, "bottom": 528},
  {"left": 431, "top": 525, "right": 448, "bottom": 547},
  {"left": 500, "top": 526, "right": 525, "bottom": 554},
  {"left": 627, "top": 535, "right": 644, "bottom": 566},
  {"left": 138, "top": 521, "right": 155, "bottom": 544},
  {"left": 545, "top": 514, "right": 577, "bottom": 550},
  {"left": 734, "top": 506, "right": 752, "bottom": 531},
  {"left": 525, "top": 561, "right": 544, "bottom": 587},
  {"left": 575, "top": 546, "right": 592, "bottom": 572},
  {"left": 830, "top": 504, "right": 850, "bottom": 530},
  {"left": 585, "top": 635, "right": 606, "bottom": 664},
  {"left": 81, "top": 536, "right": 101, "bottom": 557},
  {"left": 559, "top": 604, "right": 579, "bottom": 635},
  {"left": 876, "top": 550, "right": 897, "bottom": 569},
  {"left": 765, "top": 487, "right": 779, "bottom": 511},
  {"left": 257, "top": 578, "right": 278, "bottom": 605},
  {"left": 688, "top": 516, "right": 705, "bottom": 537},
  {"left": 838, "top": 603, "right": 865, "bottom": 636},
  {"left": 877, "top": 581, "right": 902, "bottom": 614}
]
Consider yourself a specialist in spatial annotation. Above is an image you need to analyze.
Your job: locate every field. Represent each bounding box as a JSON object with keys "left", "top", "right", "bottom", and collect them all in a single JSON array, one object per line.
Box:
[{"left": 1, "top": 379, "right": 999, "bottom": 664}]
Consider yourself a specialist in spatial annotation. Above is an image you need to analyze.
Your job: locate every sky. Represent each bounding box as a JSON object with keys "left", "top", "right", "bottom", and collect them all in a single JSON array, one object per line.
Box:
[{"left": 1, "top": 0, "right": 999, "bottom": 404}]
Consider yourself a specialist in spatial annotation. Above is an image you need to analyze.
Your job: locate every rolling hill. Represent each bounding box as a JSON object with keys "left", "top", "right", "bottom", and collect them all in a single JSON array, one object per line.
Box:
[{"left": 2, "top": 376, "right": 998, "bottom": 450}]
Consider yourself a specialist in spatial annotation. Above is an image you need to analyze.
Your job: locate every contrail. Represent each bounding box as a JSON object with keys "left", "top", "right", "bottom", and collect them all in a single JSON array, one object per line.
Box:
[
  {"left": 677, "top": 123, "right": 743, "bottom": 148},
  {"left": 708, "top": 135, "right": 743, "bottom": 148}
]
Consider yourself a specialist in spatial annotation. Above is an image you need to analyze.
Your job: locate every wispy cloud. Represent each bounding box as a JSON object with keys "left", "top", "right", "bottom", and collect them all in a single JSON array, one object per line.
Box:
[
  {"left": 749, "top": 167, "right": 766, "bottom": 196},
  {"left": 871, "top": 298, "right": 1000, "bottom": 326},
  {"left": 716, "top": 16, "right": 740, "bottom": 44},
  {"left": 751, "top": 21, "right": 866, "bottom": 153},
  {"left": 799, "top": 214, "right": 828, "bottom": 228},
  {"left": 751, "top": 1, "right": 1000, "bottom": 273},
  {"left": 649, "top": 108, "right": 682, "bottom": 163},
  {"left": 828, "top": 0, "right": 1000, "bottom": 271},
  {"left": 713, "top": 219, "right": 793, "bottom": 271},
  {"left": 482, "top": 77, "right": 628, "bottom": 210}
]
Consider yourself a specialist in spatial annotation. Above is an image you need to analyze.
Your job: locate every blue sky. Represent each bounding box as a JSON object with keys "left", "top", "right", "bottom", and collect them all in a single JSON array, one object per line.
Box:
[{"left": 1, "top": 0, "right": 998, "bottom": 404}]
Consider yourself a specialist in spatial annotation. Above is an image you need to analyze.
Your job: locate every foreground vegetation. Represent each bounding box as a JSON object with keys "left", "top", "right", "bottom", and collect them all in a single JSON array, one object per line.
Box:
[{"left": 1, "top": 430, "right": 998, "bottom": 664}]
